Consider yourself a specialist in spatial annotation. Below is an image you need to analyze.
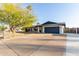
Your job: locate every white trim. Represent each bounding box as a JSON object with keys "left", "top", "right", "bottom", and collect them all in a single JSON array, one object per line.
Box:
[
  {"left": 42, "top": 26, "right": 45, "bottom": 33},
  {"left": 42, "top": 24, "right": 60, "bottom": 27},
  {"left": 37, "top": 27, "right": 39, "bottom": 32},
  {"left": 59, "top": 26, "right": 64, "bottom": 34}
]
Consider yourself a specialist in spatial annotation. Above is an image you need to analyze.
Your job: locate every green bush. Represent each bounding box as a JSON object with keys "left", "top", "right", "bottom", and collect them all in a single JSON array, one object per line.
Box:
[{"left": 0, "top": 26, "right": 7, "bottom": 31}]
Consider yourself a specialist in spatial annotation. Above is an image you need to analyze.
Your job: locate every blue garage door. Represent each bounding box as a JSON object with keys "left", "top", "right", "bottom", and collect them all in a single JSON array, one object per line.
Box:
[{"left": 45, "top": 27, "right": 59, "bottom": 34}]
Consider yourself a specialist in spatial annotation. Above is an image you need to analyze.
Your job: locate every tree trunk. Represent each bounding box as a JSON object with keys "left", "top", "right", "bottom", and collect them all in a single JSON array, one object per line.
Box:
[{"left": 10, "top": 26, "right": 16, "bottom": 39}]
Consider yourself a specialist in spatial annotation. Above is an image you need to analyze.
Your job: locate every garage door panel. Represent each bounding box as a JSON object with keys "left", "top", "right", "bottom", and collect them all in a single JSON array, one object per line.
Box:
[{"left": 45, "top": 27, "right": 59, "bottom": 34}]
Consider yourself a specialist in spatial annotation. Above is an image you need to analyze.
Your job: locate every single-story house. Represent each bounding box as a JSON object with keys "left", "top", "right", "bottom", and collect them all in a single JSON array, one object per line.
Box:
[{"left": 25, "top": 21, "right": 65, "bottom": 34}]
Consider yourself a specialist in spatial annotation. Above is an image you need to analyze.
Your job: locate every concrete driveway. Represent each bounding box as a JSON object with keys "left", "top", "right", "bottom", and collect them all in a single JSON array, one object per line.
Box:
[
  {"left": 65, "top": 34, "right": 79, "bottom": 56},
  {"left": 0, "top": 33, "right": 66, "bottom": 56}
]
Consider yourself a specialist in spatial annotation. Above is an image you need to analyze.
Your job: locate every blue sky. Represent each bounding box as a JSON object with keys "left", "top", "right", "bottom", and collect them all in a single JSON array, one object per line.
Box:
[{"left": 21, "top": 3, "right": 79, "bottom": 28}]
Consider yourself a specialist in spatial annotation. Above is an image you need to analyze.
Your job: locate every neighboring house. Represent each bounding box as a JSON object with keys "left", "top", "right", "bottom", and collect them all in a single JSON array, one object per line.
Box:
[
  {"left": 77, "top": 28, "right": 79, "bottom": 33},
  {"left": 64, "top": 27, "right": 79, "bottom": 33},
  {"left": 25, "top": 21, "right": 65, "bottom": 34}
]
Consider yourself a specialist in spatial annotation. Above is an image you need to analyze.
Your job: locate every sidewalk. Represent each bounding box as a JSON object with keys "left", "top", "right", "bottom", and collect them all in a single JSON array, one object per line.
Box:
[{"left": 0, "top": 40, "right": 17, "bottom": 56}]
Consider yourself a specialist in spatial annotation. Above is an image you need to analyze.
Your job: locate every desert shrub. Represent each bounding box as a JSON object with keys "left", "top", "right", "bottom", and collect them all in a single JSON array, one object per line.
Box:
[{"left": 0, "top": 26, "right": 7, "bottom": 31}]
